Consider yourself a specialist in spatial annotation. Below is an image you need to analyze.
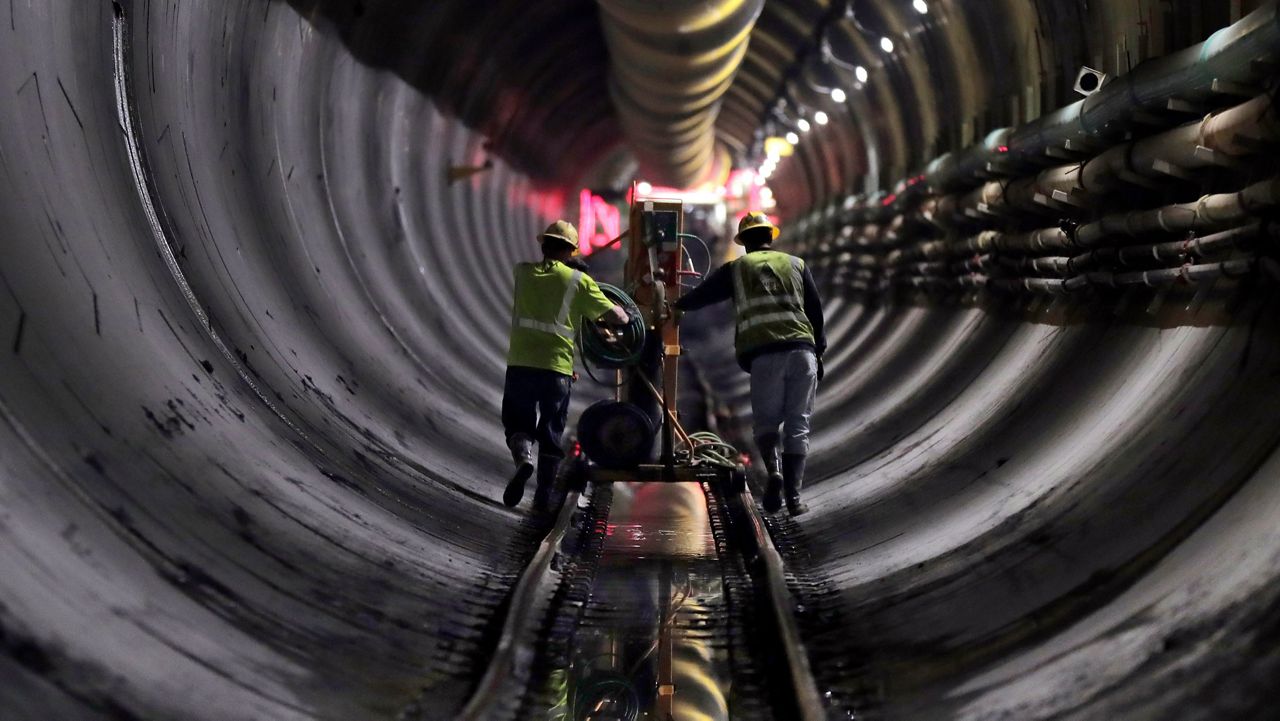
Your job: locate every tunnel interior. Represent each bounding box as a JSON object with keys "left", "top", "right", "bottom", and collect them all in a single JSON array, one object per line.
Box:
[{"left": 2, "top": 0, "right": 1279, "bottom": 719}]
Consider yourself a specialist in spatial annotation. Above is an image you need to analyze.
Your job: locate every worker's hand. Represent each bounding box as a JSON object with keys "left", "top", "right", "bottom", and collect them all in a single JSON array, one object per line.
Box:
[
  {"left": 817, "top": 358, "right": 825, "bottom": 383},
  {"left": 605, "top": 305, "right": 629, "bottom": 326}
]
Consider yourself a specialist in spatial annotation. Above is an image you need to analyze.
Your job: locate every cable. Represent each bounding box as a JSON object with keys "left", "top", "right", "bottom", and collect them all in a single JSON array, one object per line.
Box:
[
  {"left": 678, "top": 232, "right": 712, "bottom": 278},
  {"left": 679, "top": 431, "right": 741, "bottom": 468},
  {"left": 578, "top": 283, "right": 646, "bottom": 378}
]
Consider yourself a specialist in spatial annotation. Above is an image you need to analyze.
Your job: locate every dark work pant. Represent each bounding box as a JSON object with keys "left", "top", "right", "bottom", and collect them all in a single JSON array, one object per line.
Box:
[{"left": 502, "top": 366, "right": 573, "bottom": 461}]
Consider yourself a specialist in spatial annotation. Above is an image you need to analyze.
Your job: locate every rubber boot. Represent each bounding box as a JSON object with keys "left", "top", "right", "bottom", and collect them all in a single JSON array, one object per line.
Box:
[
  {"left": 532, "top": 456, "right": 560, "bottom": 514},
  {"left": 757, "top": 433, "right": 784, "bottom": 513},
  {"left": 782, "top": 453, "right": 809, "bottom": 516},
  {"left": 503, "top": 434, "right": 535, "bottom": 507}
]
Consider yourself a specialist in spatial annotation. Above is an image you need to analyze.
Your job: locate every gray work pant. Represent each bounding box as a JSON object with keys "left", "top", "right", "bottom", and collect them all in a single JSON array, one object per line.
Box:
[{"left": 749, "top": 347, "right": 818, "bottom": 455}]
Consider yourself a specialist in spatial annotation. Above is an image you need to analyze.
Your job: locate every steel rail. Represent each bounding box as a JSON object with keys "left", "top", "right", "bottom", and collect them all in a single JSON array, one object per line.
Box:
[
  {"left": 729, "top": 487, "right": 828, "bottom": 721},
  {"left": 453, "top": 489, "right": 585, "bottom": 721}
]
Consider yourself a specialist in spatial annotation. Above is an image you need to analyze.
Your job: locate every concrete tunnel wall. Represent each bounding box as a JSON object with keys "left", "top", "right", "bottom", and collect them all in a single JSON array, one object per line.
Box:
[{"left": 1, "top": 1, "right": 1279, "bottom": 720}]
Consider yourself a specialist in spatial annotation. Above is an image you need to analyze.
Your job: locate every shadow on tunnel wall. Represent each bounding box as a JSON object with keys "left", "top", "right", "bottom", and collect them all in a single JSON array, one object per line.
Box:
[
  {"left": 1, "top": 0, "right": 617, "bottom": 718},
  {"left": 279, "top": 0, "right": 620, "bottom": 183}
]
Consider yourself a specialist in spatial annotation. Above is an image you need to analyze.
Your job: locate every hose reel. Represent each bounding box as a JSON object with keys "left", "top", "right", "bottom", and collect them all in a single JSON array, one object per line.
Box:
[{"left": 577, "top": 400, "right": 657, "bottom": 470}]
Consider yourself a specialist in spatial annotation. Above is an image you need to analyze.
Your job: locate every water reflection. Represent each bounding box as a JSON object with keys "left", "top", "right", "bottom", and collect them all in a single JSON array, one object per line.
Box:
[{"left": 545, "top": 483, "right": 732, "bottom": 721}]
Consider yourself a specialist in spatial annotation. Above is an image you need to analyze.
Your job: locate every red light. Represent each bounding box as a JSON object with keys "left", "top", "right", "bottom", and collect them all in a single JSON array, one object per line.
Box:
[
  {"left": 577, "top": 189, "right": 622, "bottom": 257},
  {"left": 997, "top": 145, "right": 1010, "bottom": 153},
  {"left": 740, "top": 453, "right": 752, "bottom": 467},
  {"left": 881, "top": 193, "right": 898, "bottom": 207}
]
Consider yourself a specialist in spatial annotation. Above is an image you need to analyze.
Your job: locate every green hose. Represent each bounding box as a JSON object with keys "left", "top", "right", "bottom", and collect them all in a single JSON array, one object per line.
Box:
[{"left": 578, "top": 283, "right": 646, "bottom": 370}]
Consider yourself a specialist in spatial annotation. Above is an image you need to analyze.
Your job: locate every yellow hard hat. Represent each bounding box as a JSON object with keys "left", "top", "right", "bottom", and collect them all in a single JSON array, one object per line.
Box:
[
  {"left": 734, "top": 211, "right": 779, "bottom": 245},
  {"left": 539, "top": 220, "right": 580, "bottom": 250}
]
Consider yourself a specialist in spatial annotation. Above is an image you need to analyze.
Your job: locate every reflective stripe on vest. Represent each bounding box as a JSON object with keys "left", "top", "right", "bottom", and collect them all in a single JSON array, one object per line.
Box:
[
  {"left": 733, "top": 255, "right": 806, "bottom": 333},
  {"left": 516, "top": 269, "right": 582, "bottom": 339}
]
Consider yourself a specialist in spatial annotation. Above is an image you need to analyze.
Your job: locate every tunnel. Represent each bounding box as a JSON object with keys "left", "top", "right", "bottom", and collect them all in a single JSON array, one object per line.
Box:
[{"left": 2, "top": 0, "right": 1279, "bottom": 719}]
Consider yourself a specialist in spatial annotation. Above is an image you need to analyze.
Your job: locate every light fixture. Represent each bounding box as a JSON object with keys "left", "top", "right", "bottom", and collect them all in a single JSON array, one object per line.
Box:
[
  {"left": 760, "top": 187, "right": 774, "bottom": 200},
  {"left": 797, "top": 118, "right": 811, "bottom": 132},
  {"left": 855, "top": 65, "right": 869, "bottom": 83},
  {"left": 913, "top": 0, "right": 928, "bottom": 14},
  {"left": 754, "top": 175, "right": 766, "bottom": 187},
  {"left": 785, "top": 131, "right": 800, "bottom": 145},
  {"left": 880, "top": 36, "right": 895, "bottom": 53},
  {"left": 831, "top": 88, "right": 847, "bottom": 103},
  {"left": 814, "top": 110, "right": 829, "bottom": 125},
  {"left": 636, "top": 181, "right": 653, "bottom": 195}
]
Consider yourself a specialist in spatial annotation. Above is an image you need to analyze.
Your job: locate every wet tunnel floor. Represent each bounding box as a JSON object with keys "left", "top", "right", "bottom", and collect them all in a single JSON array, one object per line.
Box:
[{"left": 522, "top": 482, "right": 776, "bottom": 721}]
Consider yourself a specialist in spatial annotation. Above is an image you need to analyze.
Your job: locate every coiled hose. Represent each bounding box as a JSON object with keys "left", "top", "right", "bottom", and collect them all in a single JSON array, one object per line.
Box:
[
  {"left": 578, "top": 283, "right": 646, "bottom": 380},
  {"left": 680, "top": 431, "right": 740, "bottom": 468}
]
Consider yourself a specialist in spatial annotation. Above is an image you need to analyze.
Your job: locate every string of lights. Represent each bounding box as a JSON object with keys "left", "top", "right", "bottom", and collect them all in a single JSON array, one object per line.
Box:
[{"left": 753, "top": 0, "right": 931, "bottom": 180}]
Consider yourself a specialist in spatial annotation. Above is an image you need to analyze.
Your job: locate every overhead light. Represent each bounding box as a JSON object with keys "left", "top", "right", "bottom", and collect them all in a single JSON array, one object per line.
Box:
[
  {"left": 831, "top": 88, "right": 847, "bottom": 103},
  {"left": 797, "top": 118, "right": 811, "bottom": 132},
  {"left": 636, "top": 181, "right": 653, "bottom": 195},
  {"left": 760, "top": 187, "right": 774, "bottom": 200},
  {"left": 855, "top": 65, "right": 869, "bottom": 83},
  {"left": 913, "top": 0, "right": 928, "bottom": 13},
  {"left": 880, "top": 36, "right": 895, "bottom": 53},
  {"left": 814, "top": 110, "right": 829, "bottom": 125},
  {"left": 785, "top": 131, "right": 800, "bottom": 145},
  {"left": 754, "top": 175, "right": 766, "bottom": 187}
]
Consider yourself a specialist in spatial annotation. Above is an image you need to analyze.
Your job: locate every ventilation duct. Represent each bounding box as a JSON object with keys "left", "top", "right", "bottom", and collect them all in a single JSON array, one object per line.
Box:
[{"left": 597, "top": 0, "right": 763, "bottom": 188}]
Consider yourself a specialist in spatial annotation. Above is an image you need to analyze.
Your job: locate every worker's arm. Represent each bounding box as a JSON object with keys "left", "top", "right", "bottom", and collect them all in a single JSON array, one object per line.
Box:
[
  {"left": 601, "top": 305, "right": 629, "bottom": 325},
  {"left": 674, "top": 261, "right": 734, "bottom": 312},
  {"left": 575, "top": 275, "right": 629, "bottom": 326},
  {"left": 802, "top": 265, "right": 826, "bottom": 358}
]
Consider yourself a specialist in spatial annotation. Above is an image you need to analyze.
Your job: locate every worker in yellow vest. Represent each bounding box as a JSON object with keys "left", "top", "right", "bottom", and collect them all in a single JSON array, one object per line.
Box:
[
  {"left": 675, "top": 212, "right": 826, "bottom": 515},
  {"left": 504, "top": 220, "right": 628, "bottom": 511}
]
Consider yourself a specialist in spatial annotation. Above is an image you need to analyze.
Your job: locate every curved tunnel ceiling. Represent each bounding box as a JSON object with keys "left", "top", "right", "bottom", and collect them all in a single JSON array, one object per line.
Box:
[{"left": 2, "top": 1, "right": 1279, "bottom": 719}]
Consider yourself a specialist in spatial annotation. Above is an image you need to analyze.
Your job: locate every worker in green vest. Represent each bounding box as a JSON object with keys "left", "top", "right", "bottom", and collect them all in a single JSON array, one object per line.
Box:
[
  {"left": 504, "top": 220, "right": 628, "bottom": 511},
  {"left": 675, "top": 212, "right": 826, "bottom": 515}
]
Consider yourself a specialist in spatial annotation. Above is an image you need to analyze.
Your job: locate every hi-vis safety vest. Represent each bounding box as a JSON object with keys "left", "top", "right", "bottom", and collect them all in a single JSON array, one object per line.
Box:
[
  {"left": 732, "top": 251, "right": 814, "bottom": 359},
  {"left": 507, "top": 260, "right": 615, "bottom": 376}
]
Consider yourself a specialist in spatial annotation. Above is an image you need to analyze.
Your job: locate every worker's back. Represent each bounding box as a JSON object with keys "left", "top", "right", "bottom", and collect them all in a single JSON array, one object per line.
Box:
[
  {"left": 730, "top": 250, "right": 814, "bottom": 358},
  {"left": 507, "top": 259, "right": 613, "bottom": 376}
]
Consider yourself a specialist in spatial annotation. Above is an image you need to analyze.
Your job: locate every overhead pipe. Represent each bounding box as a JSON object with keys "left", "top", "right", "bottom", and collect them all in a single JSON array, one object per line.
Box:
[{"left": 597, "top": 0, "right": 764, "bottom": 188}]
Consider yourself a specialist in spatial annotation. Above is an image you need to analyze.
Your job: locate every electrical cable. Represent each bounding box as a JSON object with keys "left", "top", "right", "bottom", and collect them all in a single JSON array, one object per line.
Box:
[
  {"left": 679, "top": 431, "right": 741, "bottom": 468},
  {"left": 678, "top": 232, "right": 712, "bottom": 278}
]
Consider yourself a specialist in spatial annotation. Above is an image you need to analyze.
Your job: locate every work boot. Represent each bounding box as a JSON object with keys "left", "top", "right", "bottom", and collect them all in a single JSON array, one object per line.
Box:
[
  {"left": 782, "top": 453, "right": 809, "bottom": 516},
  {"left": 532, "top": 456, "right": 561, "bottom": 514},
  {"left": 503, "top": 434, "right": 535, "bottom": 507},
  {"left": 756, "top": 433, "right": 784, "bottom": 513}
]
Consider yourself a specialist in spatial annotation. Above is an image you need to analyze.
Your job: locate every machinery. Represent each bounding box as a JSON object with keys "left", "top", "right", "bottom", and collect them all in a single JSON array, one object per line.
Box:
[{"left": 576, "top": 189, "right": 745, "bottom": 489}]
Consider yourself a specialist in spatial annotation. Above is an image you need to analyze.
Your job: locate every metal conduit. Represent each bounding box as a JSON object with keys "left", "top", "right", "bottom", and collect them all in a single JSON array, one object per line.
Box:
[{"left": 597, "top": 0, "right": 763, "bottom": 187}]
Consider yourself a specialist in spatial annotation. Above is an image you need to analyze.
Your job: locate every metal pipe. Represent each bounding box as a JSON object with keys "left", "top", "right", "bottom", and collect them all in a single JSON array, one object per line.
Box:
[
  {"left": 597, "top": 0, "right": 764, "bottom": 188},
  {"left": 926, "top": 2, "right": 1280, "bottom": 193},
  {"left": 1076, "top": 176, "right": 1280, "bottom": 246}
]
